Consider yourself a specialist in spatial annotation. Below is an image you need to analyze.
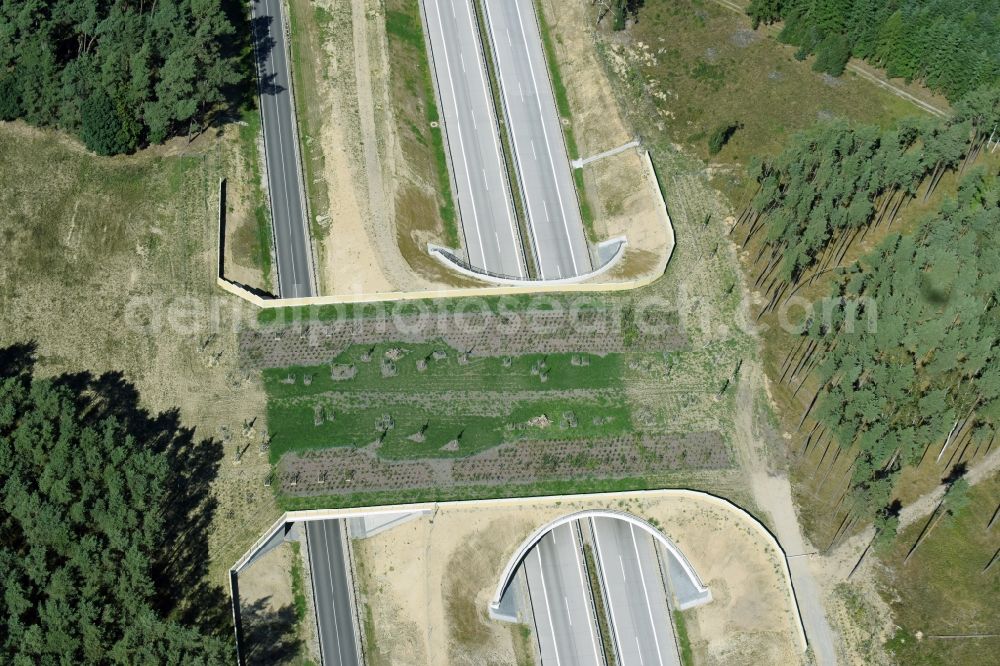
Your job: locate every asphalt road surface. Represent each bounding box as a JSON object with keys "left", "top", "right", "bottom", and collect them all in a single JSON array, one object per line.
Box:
[
  {"left": 482, "top": 0, "right": 592, "bottom": 280},
  {"left": 523, "top": 522, "right": 604, "bottom": 666},
  {"left": 421, "top": 0, "right": 526, "bottom": 278},
  {"left": 251, "top": 0, "right": 315, "bottom": 298},
  {"left": 591, "top": 517, "right": 680, "bottom": 666},
  {"left": 305, "top": 520, "right": 360, "bottom": 666}
]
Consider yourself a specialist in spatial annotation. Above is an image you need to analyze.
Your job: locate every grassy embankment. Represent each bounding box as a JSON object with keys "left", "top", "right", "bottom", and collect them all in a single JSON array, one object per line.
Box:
[
  {"left": 673, "top": 610, "right": 695, "bottom": 665},
  {"left": 384, "top": 0, "right": 459, "bottom": 248},
  {"left": 287, "top": 541, "right": 319, "bottom": 665},
  {"left": 0, "top": 121, "right": 279, "bottom": 585},
  {"left": 605, "top": 0, "right": 916, "bottom": 204},
  {"left": 233, "top": 108, "right": 274, "bottom": 291},
  {"left": 285, "top": 0, "right": 335, "bottom": 245}
]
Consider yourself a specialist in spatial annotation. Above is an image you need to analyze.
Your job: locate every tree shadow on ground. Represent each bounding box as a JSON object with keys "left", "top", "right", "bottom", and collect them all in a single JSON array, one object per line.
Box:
[
  {"left": 239, "top": 596, "right": 303, "bottom": 664},
  {"left": 206, "top": 0, "right": 282, "bottom": 138},
  {"left": 0, "top": 343, "right": 232, "bottom": 643},
  {"left": 0, "top": 340, "right": 37, "bottom": 379}
]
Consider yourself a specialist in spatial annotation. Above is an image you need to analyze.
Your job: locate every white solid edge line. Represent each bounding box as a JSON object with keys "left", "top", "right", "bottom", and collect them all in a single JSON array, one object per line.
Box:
[
  {"left": 429, "top": 0, "right": 489, "bottom": 269},
  {"left": 264, "top": 0, "right": 300, "bottom": 293},
  {"left": 323, "top": 521, "right": 348, "bottom": 666},
  {"left": 630, "top": 523, "right": 665, "bottom": 666},
  {"left": 537, "top": 546, "right": 564, "bottom": 666},
  {"left": 461, "top": 0, "right": 525, "bottom": 278},
  {"left": 509, "top": 0, "right": 581, "bottom": 275}
]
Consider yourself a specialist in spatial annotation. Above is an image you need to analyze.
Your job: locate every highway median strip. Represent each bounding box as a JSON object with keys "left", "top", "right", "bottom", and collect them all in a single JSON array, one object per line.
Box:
[
  {"left": 583, "top": 541, "right": 619, "bottom": 666},
  {"left": 472, "top": 0, "right": 540, "bottom": 278}
]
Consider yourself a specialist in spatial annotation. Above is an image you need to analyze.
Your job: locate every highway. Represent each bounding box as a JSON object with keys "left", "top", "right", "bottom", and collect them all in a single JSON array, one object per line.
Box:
[
  {"left": 481, "top": 0, "right": 592, "bottom": 280},
  {"left": 523, "top": 522, "right": 604, "bottom": 666},
  {"left": 591, "top": 517, "right": 680, "bottom": 666},
  {"left": 421, "top": 0, "right": 527, "bottom": 278},
  {"left": 305, "top": 520, "right": 360, "bottom": 666},
  {"left": 251, "top": 0, "right": 315, "bottom": 297}
]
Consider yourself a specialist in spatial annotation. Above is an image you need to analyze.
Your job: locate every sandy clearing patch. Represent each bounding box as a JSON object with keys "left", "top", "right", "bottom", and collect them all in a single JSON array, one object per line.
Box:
[
  {"left": 352, "top": 491, "right": 803, "bottom": 665},
  {"left": 583, "top": 149, "right": 671, "bottom": 281},
  {"left": 306, "top": 0, "right": 397, "bottom": 294},
  {"left": 538, "top": 0, "right": 632, "bottom": 155},
  {"left": 239, "top": 542, "right": 295, "bottom": 612}
]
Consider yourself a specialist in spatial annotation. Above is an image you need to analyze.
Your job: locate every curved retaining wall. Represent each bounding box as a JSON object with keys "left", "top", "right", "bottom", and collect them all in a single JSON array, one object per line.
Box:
[{"left": 428, "top": 236, "right": 628, "bottom": 286}]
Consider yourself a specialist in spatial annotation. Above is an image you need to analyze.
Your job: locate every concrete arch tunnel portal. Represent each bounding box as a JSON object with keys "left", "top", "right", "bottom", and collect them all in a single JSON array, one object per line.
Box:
[{"left": 490, "top": 509, "right": 712, "bottom": 666}]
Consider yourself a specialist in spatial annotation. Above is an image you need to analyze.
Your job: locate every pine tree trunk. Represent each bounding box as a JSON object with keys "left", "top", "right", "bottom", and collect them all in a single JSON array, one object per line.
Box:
[
  {"left": 827, "top": 510, "right": 853, "bottom": 552},
  {"left": 833, "top": 225, "right": 864, "bottom": 269},
  {"left": 935, "top": 419, "right": 962, "bottom": 464},
  {"left": 790, "top": 339, "right": 817, "bottom": 382},
  {"left": 816, "top": 438, "right": 834, "bottom": 471},
  {"left": 816, "top": 447, "right": 843, "bottom": 493},
  {"left": 742, "top": 210, "right": 767, "bottom": 245},
  {"left": 886, "top": 191, "right": 910, "bottom": 227},
  {"left": 986, "top": 502, "right": 1000, "bottom": 531},
  {"left": 798, "top": 387, "right": 822, "bottom": 430}
]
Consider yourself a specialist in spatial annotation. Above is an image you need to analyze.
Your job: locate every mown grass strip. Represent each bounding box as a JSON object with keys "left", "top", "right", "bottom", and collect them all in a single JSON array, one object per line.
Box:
[
  {"left": 276, "top": 475, "right": 669, "bottom": 511},
  {"left": 255, "top": 291, "right": 623, "bottom": 324},
  {"left": 673, "top": 609, "right": 695, "bottom": 666}
]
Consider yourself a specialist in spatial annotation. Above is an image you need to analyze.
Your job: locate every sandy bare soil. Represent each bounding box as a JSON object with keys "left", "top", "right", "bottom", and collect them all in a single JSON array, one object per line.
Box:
[
  {"left": 538, "top": 0, "right": 673, "bottom": 284},
  {"left": 586, "top": 150, "right": 673, "bottom": 281},
  {"left": 239, "top": 543, "right": 295, "bottom": 614},
  {"left": 352, "top": 490, "right": 803, "bottom": 665},
  {"left": 305, "top": 0, "right": 397, "bottom": 294}
]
